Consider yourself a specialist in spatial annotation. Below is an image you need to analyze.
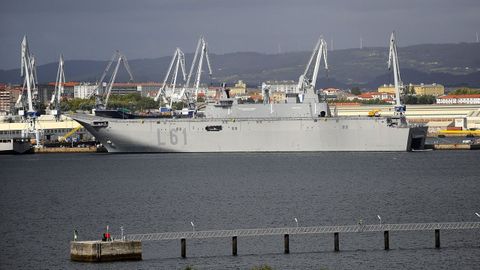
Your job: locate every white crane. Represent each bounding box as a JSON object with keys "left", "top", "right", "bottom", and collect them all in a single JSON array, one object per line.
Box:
[
  {"left": 388, "top": 31, "right": 405, "bottom": 114},
  {"left": 16, "top": 35, "right": 41, "bottom": 146},
  {"left": 16, "top": 35, "right": 39, "bottom": 116},
  {"left": 296, "top": 37, "right": 328, "bottom": 95},
  {"left": 154, "top": 48, "right": 187, "bottom": 109},
  {"left": 49, "top": 54, "right": 65, "bottom": 118},
  {"left": 92, "top": 51, "right": 134, "bottom": 109},
  {"left": 178, "top": 36, "right": 213, "bottom": 107}
]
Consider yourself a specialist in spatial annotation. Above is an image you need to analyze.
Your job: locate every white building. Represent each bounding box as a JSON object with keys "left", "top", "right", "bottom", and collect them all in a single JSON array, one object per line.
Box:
[
  {"left": 436, "top": 94, "right": 480, "bottom": 105},
  {"left": 74, "top": 84, "right": 97, "bottom": 99},
  {"left": 262, "top": 80, "right": 298, "bottom": 94}
]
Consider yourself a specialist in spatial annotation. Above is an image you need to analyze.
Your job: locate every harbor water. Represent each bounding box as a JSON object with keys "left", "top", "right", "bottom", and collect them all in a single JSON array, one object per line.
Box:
[{"left": 0, "top": 151, "right": 479, "bottom": 269}]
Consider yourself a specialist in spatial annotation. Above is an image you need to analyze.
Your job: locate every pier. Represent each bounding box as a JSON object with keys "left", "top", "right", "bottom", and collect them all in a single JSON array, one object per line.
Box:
[
  {"left": 70, "top": 240, "right": 141, "bottom": 262},
  {"left": 86, "top": 221, "right": 480, "bottom": 260}
]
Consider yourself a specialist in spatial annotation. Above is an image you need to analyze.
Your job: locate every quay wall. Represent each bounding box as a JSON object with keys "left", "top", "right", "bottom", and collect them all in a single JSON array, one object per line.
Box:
[{"left": 70, "top": 241, "right": 142, "bottom": 262}]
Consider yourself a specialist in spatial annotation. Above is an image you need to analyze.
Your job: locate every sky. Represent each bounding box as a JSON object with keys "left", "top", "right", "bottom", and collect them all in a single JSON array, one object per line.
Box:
[{"left": 0, "top": 0, "right": 479, "bottom": 70}]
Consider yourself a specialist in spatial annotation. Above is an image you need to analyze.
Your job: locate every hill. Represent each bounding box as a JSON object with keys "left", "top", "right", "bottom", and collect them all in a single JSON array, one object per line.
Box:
[{"left": 1, "top": 42, "right": 479, "bottom": 88}]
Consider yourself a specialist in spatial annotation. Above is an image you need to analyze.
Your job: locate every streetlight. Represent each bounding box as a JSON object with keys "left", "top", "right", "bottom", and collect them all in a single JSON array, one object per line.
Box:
[
  {"left": 475, "top": 212, "right": 480, "bottom": 218},
  {"left": 377, "top": 215, "right": 382, "bottom": 225},
  {"left": 294, "top": 217, "right": 298, "bottom": 228},
  {"left": 190, "top": 221, "right": 195, "bottom": 232}
]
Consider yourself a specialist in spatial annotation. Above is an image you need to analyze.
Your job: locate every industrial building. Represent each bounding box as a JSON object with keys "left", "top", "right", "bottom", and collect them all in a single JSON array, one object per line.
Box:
[
  {"left": 378, "top": 83, "right": 445, "bottom": 96},
  {"left": 0, "top": 115, "right": 93, "bottom": 142}
]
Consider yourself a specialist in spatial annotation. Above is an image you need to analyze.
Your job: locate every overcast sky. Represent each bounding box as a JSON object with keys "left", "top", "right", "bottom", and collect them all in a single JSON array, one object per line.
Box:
[{"left": 0, "top": 0, "right": 479, "bottom": 69}]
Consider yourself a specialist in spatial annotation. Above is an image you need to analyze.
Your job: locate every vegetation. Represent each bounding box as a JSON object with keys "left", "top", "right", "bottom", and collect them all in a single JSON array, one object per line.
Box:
[
  {"left": 60, "top": 93, "right": 158, "bottom": 112},
  {"left": 448, "top": 88, "right": 480, "bottom": 95},
  {"left": 350, "top": 87, "right": 362, "bottom": 96},
  {"left": 329, "top": 98, "right": 389, "bottom": 105},
  {"left": 171, "top": 101, "right": 186, "bottom": 110},
  {"left": 251, "top": 265, "right": 274, "bottom": 270},
  {"left": 403, "top": 95, "right": 436, "bottom": 104},
  {"left": 60, "top": 98, "right": 95, "bottom": 112}
]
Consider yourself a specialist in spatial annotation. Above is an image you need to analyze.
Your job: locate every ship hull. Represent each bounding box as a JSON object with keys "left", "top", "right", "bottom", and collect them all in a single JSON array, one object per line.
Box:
[{"left": 73, "top": 115, "right": 427, "bottom": 152}]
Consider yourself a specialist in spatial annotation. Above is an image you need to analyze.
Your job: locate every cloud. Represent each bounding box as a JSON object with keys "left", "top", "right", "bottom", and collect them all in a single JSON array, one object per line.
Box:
[{"left": 0, "top": 0, "right": 478, "bottom": 69}]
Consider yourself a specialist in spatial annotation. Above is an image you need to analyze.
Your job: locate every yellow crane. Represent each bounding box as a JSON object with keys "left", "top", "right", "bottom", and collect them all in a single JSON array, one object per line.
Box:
[{"left": 58, "top": 125, "right": 82, "bottom": 142}]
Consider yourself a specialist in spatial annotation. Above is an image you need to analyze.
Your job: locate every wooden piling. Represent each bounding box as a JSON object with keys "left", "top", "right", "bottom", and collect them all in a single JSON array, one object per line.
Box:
[
  {"left": 232, "top": 236, "right": 237, "bottom": 256},
  {"left": 284, "top": 234, "right": 289, "bottom": 254},
  {"left": 384, "top": 231, "right": 390, "bottom": 250},
  {"left": 334, "top": 232, "right": 339, "bottom": 252},
  {"left": 181, "top": 238, "right": 186, "bottom": 258},
  {"left": 435, "top": 229, "right": 440, "bottom": 249}
]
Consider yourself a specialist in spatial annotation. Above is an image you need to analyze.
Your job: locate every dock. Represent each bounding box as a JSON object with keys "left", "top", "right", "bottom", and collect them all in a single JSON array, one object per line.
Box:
[
  {"left": 70, "top": 221, "right": 480, "bottom": 262},
  {"left": 70, "top": 240, "right": 141, "bottom": 262},
  {"left": 34, "top": 146, "right": 99, "bottom": 153}
]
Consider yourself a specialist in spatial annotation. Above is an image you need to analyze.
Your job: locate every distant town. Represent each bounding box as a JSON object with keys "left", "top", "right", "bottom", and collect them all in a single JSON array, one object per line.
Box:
[{"left": 1, "top": 80, "right": 480, "bottom": 114}]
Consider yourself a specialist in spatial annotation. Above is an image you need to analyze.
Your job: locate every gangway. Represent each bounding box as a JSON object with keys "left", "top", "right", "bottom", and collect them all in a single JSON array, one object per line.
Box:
[{"left": 123, "top": 221, "right": 480, "bottom": 241}]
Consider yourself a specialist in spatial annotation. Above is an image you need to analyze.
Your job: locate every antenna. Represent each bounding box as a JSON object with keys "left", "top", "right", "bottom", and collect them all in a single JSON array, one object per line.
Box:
[
  {"left": 476, "top": 32, "right": 479, "bottom": 43},
  {"left": 360, "top": 36, "right": 363, "bottom": 49}
]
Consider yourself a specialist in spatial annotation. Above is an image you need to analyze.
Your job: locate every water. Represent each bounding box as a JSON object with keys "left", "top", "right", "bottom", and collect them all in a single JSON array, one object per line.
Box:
[{"left": 0, "top": 151, "right": 479, "bottom": 269}]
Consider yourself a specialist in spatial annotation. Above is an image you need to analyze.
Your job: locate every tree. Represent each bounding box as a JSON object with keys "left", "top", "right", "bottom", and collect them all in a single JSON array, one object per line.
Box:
[
  {"left": 351, "top": 87, "right": 361, "bottom": 95},
  {"left": 449, "top": 88, "right": 480, "bottom": 95}
]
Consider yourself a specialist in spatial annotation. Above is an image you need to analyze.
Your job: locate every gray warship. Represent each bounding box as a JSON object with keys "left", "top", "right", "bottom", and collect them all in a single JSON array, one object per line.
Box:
[
  {"left": 72, "top": 34, "right": 427, "bottom": 153},
  {"left": 73, "top": 88, "right": 427, "bottom": 152}
]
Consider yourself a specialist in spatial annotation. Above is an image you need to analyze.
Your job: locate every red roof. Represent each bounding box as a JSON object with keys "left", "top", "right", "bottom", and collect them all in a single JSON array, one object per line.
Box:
[
  {"left": 358, "top": 93, "right": 374, "bottom": 99},
  {"left": 332, "top": 102, "right": 361, "bottom": 106},
  {"left": 48, "top": 81, "right": 80, "bottom": 87}
]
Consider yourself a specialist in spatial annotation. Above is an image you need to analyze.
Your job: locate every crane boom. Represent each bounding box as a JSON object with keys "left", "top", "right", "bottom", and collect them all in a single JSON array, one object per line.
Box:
[
  {"left": 296, "top": 37, "right": 328, "bottom": 94},
  {"left": 93, "top": 51, "right": 134, "bottom": 108},
  {"left": 155, "top": 48, "right": 186, "bottom": 106},
  {"left": 104, "top": 55, "right": 123, "bottom": 107},
  {"left": 388, "top": 32, "right": 402, "bottom": 107},
  {"left": 20, "top": 36, "right": 35, "bottom": 113},
  {"left": 50, "top": 54, "right": 65, "bottom": 106},
  {"left": 88, "top": 51, "right": 118, "bottom": 100},
  {"left": 178, "top": 36, "right": 213, "bottom": 106}
]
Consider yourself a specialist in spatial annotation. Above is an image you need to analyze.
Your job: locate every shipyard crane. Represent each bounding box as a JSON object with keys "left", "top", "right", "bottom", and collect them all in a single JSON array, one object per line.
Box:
[
  {"left": 296, "top": 37, "right": 328, "bottom": 95},
  {"left": 178, "top": 36, "right": 213, "bottom": 107},
  {"left": 92, "top": 51, "right": 134, "bottom": 109},
  {"left": 49, "top": 54, "right": 65, "bottom": 119},
  {"left": 16, "top": 36, "right": 39, "bottom": 116},
  {"left": 388, "top": 31, "right": 405, "bottom": 115},
  {"left": 16, "top": 35, "right": 41, "bottom": 146},
  {"left": 154, "top": 48, "right": 187, "bottom": 109},
  {"left": 88, "top": 51, "right": 117, "bottom": 100}
]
